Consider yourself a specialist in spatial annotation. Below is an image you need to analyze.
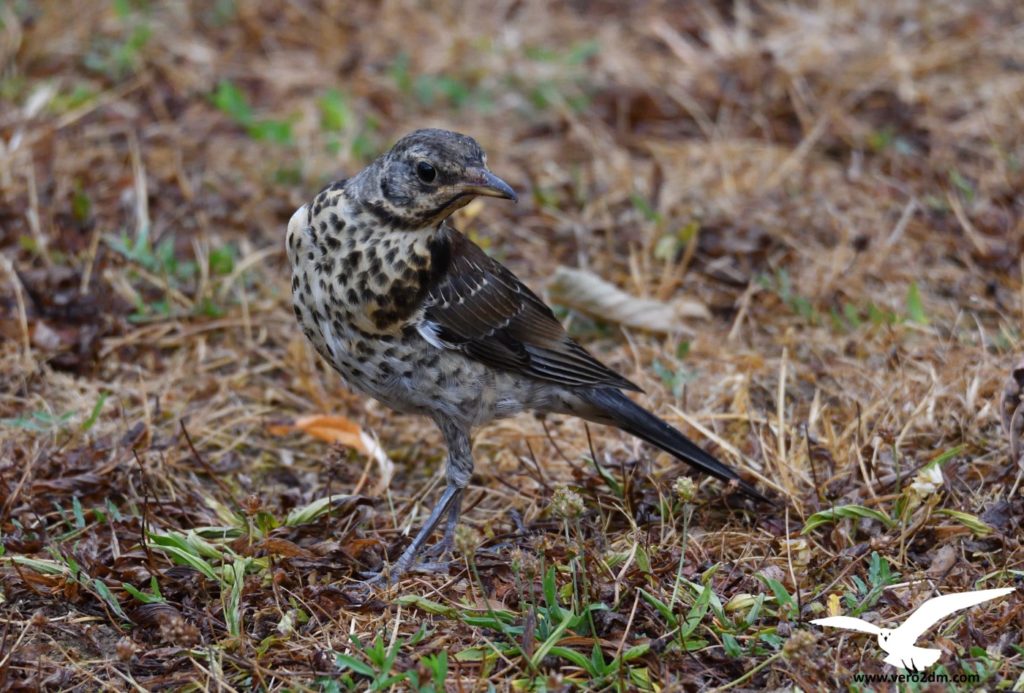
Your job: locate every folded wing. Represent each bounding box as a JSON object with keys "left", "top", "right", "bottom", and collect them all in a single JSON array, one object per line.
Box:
[{"left": 418, "top": 226, "right": 641, "bottom": 392}]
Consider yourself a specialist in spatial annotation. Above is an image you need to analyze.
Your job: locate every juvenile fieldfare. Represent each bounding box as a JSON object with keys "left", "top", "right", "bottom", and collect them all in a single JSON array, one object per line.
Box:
[{"left": 286, "top": 128, "right": 764, "bottom": 584}]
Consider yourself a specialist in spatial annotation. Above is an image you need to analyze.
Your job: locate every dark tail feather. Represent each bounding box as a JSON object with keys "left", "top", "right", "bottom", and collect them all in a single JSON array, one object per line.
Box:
[{"left": 578, "top": 388, "right": 768, "bottom": 503}]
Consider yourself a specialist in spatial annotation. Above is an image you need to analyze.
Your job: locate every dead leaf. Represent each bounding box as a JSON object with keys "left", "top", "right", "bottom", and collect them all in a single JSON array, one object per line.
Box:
[
  {"left": 548, "top": 266, "right": 708, "bottom": 335},
  {"left": 290, "top": 414, "right": 364, "bottom": 451},
  {"left": 131, "top": 602, "right": 183, "bottom": 629},
  {"left": 259, "top": 537, "right": 314, "bottom": 559},
  {"left": 927, "top": 544, "right": 957, "bottom": 578},
  {"left": 340, "top": 537, "right": 384, "bottom": 558},
  {"left": 30, "top": 320, "right": 62, "bottom": 351},
  {"left": 268, "top": 415, "right": 394, "bottom": 493},
  {"left": 757, "top": 564, "right": 787, "bottom": 585},
  {"left": 979, "top": 500, "right": 1016, "bottom": 534}
]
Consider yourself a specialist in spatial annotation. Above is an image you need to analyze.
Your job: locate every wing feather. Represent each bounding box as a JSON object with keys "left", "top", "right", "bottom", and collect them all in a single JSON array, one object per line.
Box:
[{"left": 420, "top": 227, "right": 641, "bottom": 392}]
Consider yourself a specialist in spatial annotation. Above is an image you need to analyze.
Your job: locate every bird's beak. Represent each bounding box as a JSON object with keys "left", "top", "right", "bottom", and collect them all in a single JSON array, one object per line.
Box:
[{"left": 462, "top": 168, "right": 518, "bottom": 203}]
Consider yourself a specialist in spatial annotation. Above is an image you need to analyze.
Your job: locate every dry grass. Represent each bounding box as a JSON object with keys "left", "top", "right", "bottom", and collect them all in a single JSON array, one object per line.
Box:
[{"left": 1, "top": 0, "right": 1023, "bottom": 690}]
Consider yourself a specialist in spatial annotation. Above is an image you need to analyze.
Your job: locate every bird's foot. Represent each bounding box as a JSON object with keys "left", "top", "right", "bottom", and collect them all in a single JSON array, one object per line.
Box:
[
  {"left": 411, "top": 535, "right": 461, "bottom": 574},
  {"left": 410, "top": 558, "right": 456, "bottom": 574},
  {"left": 343, "top": 573, "right": 386, "bottom": 604},
  {"left": 348, "top": 540, "right": 456, "bottom": 600},
  {"left": 421, "top": 536, "right": 454, "bottom": 562},
  {"left": 345, "top": 484, "right": 466, "bottom": 600}
]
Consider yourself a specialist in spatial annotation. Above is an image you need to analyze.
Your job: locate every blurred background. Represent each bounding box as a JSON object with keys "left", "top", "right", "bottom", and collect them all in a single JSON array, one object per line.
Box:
[{"left": 1, "top": 1, "right": 1022, "bottom": 689}]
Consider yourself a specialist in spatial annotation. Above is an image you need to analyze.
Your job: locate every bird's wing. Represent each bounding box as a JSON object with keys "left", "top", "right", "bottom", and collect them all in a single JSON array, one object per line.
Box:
[
  {"left": 418, "top": 227, "right": 641, "bottom": 391},
  {"left": 897, "top": 588, "right": 1015, "bottom": 643},
  {"left": 810, "top": 616, "right": 882, "bottom": 635}
]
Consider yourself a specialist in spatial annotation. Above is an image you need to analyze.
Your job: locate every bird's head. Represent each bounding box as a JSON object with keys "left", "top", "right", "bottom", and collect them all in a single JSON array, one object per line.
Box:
[
  {"left": 360, "top": 128, "right": 517, "bottom": 229},
  {"left": 877, "top": 628, "right": 895, "bottom": 647}
]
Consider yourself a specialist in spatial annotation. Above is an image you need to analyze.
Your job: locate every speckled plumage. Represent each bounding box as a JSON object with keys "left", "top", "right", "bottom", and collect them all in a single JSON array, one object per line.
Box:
[
  {"left": 287, "top": 129, "right": 764, "bottom": 585},
  {"left": 287, "top": 187, "right": 556, "bottom": 440}
]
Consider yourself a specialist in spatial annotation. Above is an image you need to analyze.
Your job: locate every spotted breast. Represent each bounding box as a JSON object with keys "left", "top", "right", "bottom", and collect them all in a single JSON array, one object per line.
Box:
[{"left": 286, "top": 183, "right": 545, "bottom": 425}]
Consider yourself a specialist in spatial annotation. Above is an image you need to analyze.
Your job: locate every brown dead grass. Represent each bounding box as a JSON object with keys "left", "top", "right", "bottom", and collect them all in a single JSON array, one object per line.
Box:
[{"left": 1, "top": 0, "right": 1023, "bottom": 690}]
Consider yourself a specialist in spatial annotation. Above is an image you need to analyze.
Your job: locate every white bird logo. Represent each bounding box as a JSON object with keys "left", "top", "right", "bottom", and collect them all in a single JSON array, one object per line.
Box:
[{"left": 812, "top": 587, "right": 1014, "bottom": 670}]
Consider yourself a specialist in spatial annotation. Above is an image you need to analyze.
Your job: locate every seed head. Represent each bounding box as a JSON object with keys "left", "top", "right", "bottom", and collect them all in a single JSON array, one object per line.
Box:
[
  {"left": 241, "top": 493, "right": 263, "bottom": 516},
  {"left": 782, "top": 629, "right": 819, "bottom": 664},
  {"left": 159, "top": 616, "right": 200, "bottom": 647},
  {"left": 673, "top": 476, "right": 697, "bottom": 503},
  {"left": 551, "top": 486, "right": 584, "bottom": 520},
  {"left": 115, "top": 637, "right": 138, "bottom": 662},
  {"left": 509, "top": 548, "right": 539, "bottom": 578}
]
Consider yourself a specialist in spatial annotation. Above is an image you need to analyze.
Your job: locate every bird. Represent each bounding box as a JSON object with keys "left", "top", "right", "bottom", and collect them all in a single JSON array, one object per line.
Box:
[
  {"left": 812, "top": 587, "right": 1015, "bottom": 671},
  {"left": 285, "top": 128, "right": 766, "bottom": 585}
]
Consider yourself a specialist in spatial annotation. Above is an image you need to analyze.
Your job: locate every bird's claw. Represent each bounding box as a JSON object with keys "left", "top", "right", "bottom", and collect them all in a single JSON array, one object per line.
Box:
[
  {"left": 411, "top": 559, "right": 455, "bottom": 574},
  {"left": 421, "top": 538, "right": 454, "bottom": 562},
  {"left": 349, "top": 542, "right": 456, "bottom": 599},
  {"left": 344, "top": 576, "right": 383, "bottom": 605}
]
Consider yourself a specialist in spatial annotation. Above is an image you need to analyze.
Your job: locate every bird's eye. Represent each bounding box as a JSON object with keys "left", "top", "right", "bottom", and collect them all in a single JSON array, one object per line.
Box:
[{"left": 416, "top": 161, "right": 436, "bottom": 183}]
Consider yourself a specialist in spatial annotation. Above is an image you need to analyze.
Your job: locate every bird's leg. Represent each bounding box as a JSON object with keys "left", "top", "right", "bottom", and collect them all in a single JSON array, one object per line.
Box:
[
  {"left": 377, "top": 484, "right": 463, "bottom": 582},
  {"left": 417, "top": 422, "right": 472, "bottom": 565},
  {"left": 421, "top": 488, "right": 463, "bottom": 561},
  {"left": 363, "top": 422, "right": 472, "bottom": 586}
]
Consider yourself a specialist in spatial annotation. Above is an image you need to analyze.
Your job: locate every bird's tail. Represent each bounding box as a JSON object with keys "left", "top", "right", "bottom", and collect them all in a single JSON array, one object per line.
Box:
[{"left": 575, "top": 387, "right": 767, "bottom": 502}]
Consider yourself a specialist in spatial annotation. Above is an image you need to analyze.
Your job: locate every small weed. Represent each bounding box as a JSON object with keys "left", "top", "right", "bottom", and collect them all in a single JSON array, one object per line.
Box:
[
  {"left": 801, "top": 504, "right": 895, "bottom": 534},
  {"left": 0, "top": 394, "right": 108, "bottom": 435},
  {"left": 332, "top": 627, "right": 430, "bottom": 691},
  {"left": 38, "top": 545, "right": 131, "bottom": 623},
  {"left": 758, "top": 269, "right": 821, "bottom": 325},
  {"left": 122, "top": 576, "right": 165, "bottom": 605},
  {"left": 948, "top": 169, "right": 975, "bottom": 204},
  {"left": 762, "top": 270, "right": 930, "bottom": 331},
  {"left": 199, "top": 0, "right": 236, "bottom": 27},
  {"left": 319, "top": 88, "right": 351, "bottom": 132},
  {"left": 842, "top": 552, "right": 901, "bottom": 615},
  {"left": 49, "top": 85, "right": 97, "bottom": 114},
  {"left": 514, "top": 40, "right": 601, "bottom": 114},
  {"left": 82, "top": 1, "right": 152, "bottom": 79},
  {"left": 865, "top": 301, "right": 899, "bottom": 326},
  {"left": 71, "top": 184, "right": 93, "bottom": 224},
  {"left": 348, "top": 117, "right": 383, "bottom": 161},
  {"left": 390, "top": 52, "right": 491, "bottom": 111},
  {"left": 0, "top": 74, "right": 26, "bottom": 101},
  {"left": 272, "top": 166, "right": 303, "bottom": 185},
  {"left": 1, "top": 410, "right": 76, "bottom": 433},
  {"left": 905, "top": 281, "right": 929, "bottom": 324},
  {"left": 212, "top": 79, "right": 294, "bottom": 145},
  {"left": 654, "top": 221, "right": 699, "bottom": 262},
  {"left": 867, "top": 126, "right": 894, "bottom": 153},
  {"left": 389, "top": 53, "right": 414, "bottom": 96},
  {"left": 757, "top": 574, "right": 798, "bottom": 621},
  {"left": 80, "top": 392, "right": 109, "bottom": 432},
  {"left": 107, "top": 227, "right": 244, "bottom": 320},
  {"left": 413, "top": 74, "right": 478, "bottom": 110},
  {"left": 651, "top": 359, "right": 695, "bottom": 399},
  {"left": 208, "top": 244, "right": 236, "bottom": 276},
  {"left": 630, "top": 192, "right": 662, "bottom": 224},
  {"left": 525, "top": 39, "right": 600, "bottom": 65},
  {"left": 444, "top": 565, "right": 653, "bottom": 691},
  {"left": 107, "top": 226, "right": 195, "bottom": 280}
]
